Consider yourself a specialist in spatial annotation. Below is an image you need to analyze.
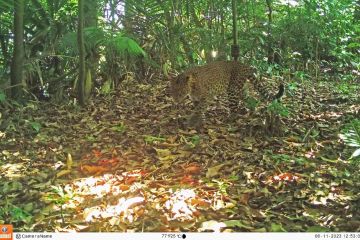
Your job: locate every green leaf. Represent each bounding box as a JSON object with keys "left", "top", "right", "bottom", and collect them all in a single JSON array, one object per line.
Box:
[
  {"left": 10, "top": 206, "right": 31, "bottom": 223},
  {"left": 144, "top": 135, "right": 166, "bottom": 144},
  {"left": 270, "top": 223, "right": 286, "bottom": 232},
  {"left": 189, "top": 135, "right": 200, "bottom": 147},
  {"left": 111, "top": 123, "right": 126, "bottom": 133},
  {"left": 108, "top": 35, "right": 146, "bottom": 57},
  {"left": 224, "top": 220, "right": 254, "bottom": 230},
  {"left": 0, "top": 91, "right": 6, "bottom": 102},
  {"left": 306, "top": 226, "right": 330, "bottom": 232},
  {"left": 101, "top": 79, "right": 112, "bottom": 94},
  {"left": 245, "top": 96, "right": 259, "bottom": 111},
  {"left": 30, "top": 121, "right": 41, "bottom": 132}
]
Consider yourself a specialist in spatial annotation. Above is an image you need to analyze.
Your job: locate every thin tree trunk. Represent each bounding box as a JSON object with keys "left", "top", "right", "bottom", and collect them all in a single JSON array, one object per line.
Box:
[
  {"left": 11, "top": 0, "right": 25, "bottom": 99},
  {"left": 0, "top": 31, "right": 10, "bottom": 68},
  {"left": 265, "top": 0, "right": 274, "bottom": 64},
  {"left": 84, "top": 0, "right": 98, "bottom": 92},
  {"left": 77, "top": 0, "right": 86, "bottom": 105}
]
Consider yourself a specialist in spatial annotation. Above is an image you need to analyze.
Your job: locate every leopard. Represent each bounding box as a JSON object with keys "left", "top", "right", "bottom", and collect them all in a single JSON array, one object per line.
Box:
[{"left": 169, "top": 61, "right": 284, "bottom": 126}]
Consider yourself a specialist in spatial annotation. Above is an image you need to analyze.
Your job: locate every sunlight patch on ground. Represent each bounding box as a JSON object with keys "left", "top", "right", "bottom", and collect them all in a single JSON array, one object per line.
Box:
[
  {"left": 72, "top": 174, "right": 127, "bottom": 198},
  {"left": 165, "top": 189, "right": 197, "bottom": 221},
  {"left": 84, "top": 196, "right": 145, "bottom": 223},
  {"left": 0, "top": 163, "right": 25, "bottom": 178}
]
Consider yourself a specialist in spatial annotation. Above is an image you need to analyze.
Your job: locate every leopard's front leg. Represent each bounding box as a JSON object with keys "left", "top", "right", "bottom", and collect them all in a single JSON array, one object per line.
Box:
[
  {"left": 188, "top": 99, "right": 206, "bottom": 128},
  {"left": 227, "top": 80, "right": 247, "bottom": 121}
]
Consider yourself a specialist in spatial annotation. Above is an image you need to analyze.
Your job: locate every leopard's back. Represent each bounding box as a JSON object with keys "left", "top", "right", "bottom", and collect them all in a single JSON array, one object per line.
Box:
[
  {"left": 170, "top": 60, "right": 283, "bottom": 105},
  {"left": 188, "top": 61, "right": 230, "bottom": 99}
]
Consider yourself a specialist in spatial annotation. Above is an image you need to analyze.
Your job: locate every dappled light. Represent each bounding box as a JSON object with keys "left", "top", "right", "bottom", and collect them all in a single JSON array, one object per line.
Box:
[{"left": 1, "top": 163, "right": 25, "bottom": 179}]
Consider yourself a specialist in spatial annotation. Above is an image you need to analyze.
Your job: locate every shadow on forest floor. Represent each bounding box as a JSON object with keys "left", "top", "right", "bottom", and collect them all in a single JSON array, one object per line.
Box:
[{"left": 0, "top": 79, "right": 359, "bottom": 232}]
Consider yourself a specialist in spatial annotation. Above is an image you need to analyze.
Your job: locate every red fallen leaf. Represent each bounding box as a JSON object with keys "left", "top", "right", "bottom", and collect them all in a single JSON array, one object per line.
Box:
[
  {"left": 125, "top": 176, "right": 138, "bottom": 184},
  {"left": 180, "top": 175, "right": 198, "bottom": 185},
  {"left": 190, "top": 198, "right": 211, "bottom": 207},
  {"left": 192, "top": 210, "right": 202, "bottom": 217},
  {"left": 98, "top": 157, "right": 120, "bottom": 167},
  {"left": 119, "top": 184, "right": 130, "bottom": 191},
  {"left": 80, "top": 164, "right": 108, "bottom": 175},
  {"left": 184, "top": 164, "right": 201, "bottom": 174},
  {"left": 92, "top": 149, "right": 102, "bottom": 158},
  {"left": 135, "top": 208, "right": 145, "bottom": 217}
]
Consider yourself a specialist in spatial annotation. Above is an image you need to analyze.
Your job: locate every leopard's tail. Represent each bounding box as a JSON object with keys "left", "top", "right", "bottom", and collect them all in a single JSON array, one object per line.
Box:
[{"left": 252, "top": 73, "right": 284, "bottom": 101}]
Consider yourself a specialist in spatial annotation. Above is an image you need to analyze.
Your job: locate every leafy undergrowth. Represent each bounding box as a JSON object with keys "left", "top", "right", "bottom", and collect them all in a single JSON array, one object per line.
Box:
[{"left": 0, "top": 79, "right": 359, "bottom": 232}]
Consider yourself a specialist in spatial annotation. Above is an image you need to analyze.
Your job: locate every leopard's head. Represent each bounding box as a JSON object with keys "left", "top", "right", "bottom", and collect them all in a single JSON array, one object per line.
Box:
[{"left": 169, "top": 73, "right": 192, "bottom": 102}]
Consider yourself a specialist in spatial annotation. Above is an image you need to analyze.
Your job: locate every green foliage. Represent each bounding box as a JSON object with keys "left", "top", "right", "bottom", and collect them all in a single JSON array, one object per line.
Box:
[
  {"left": 244, "top": 96, "right": 259, "bottom": 111},
  {"left": 267, "top": 100, "right": 289, "bottom": 118},
  {"left": 306, "top": 226, "right": 331, "bottom": 232},
  {"left": 180, "top": 134, "right": 201, "bottom": 148},
  {"left": 212, "top": 179, "right": 230, "bottom": 195},
  {"left": 60, "top": 28, "right": 145, "bottom": 58},
  {"left": 29, "top": 121, "right": 41, "bottom": 133},
  {"left": 339, "top": 119, "right": 360, "bottom": 166},
  {"left": 0, "top": 204, "right": 32, "bottom": 224},
  {"left": 335, "top": 81, "right": 358, "bottom": 95},
  {"left": 270, "top": 153, "right": 309, "bottom": 166},
  {"left": 270, "top": 223, "right": 287, "bottom": 232},
  {"left": 106, "top": 34, "right": 146, "bottom": 57},
  {"left": 189, "top": 135, "right": 201, "bottom": 147},
  {"left": 46, "top": 186, "right": 74, "bottom": 206},
  {"left": 286, "top": 82, "right": 299, "bottom": 97},
  {"left": 100, "top": 79, "right": 112, "bottom": 95},
  {"left": 294, "top": 71, "right": 310, "bottom": 81},
  {"left": 144, "top": 135, "right": 166, "bottom": 144},
  {"left": 0, "top": 90, "right": 6, "bottom": 102},
  {"left": 110, "top": 122, "right": 126, "bottom": 133}
]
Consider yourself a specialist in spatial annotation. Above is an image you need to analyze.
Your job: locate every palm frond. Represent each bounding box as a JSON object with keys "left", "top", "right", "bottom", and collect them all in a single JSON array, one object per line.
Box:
[
  {"left": 84, "top": 27, "right": 107, "bottom": 49},
  {"left": 0, "top": 1, "right": 13, "bottom": 12},
  {"left": 340, "top": 119, "right": 360, "bottom": 165},
  {"left": 106, "top": 34, "right": 145, "bottom": 57},
  {"left": 59, "top": 27, "right": 107, "bottom": 55}
]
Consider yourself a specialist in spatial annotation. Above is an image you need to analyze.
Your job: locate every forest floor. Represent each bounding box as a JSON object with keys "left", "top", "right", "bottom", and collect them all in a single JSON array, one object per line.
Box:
[{"left": 0, "top": 78, "right": 359, "bottom": 232}]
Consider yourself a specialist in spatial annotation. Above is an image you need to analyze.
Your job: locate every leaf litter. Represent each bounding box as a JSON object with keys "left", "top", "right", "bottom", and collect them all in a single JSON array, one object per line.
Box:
[{"left": 0, "top": 79, "right": 359, "bottom": 232}]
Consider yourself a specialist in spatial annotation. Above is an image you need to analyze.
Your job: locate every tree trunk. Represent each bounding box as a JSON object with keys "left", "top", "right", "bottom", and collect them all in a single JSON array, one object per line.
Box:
[
  {"left": 265, "top": 0, "right": 275, "bottom": 64},
  {"left": 77, "top": 0, "right": 86, "bottom": 105},
  {"left": 84, "top": 0, "right": 98, "bottom": 93},
  {"left": 11, "top": 0, "right": 25, "bottom": 99}
]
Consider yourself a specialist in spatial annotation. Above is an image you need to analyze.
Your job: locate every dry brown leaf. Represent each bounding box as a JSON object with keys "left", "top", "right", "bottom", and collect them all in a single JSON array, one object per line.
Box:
[{"left": 206, "top": 164, "right": 225, "bottom": 178}]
